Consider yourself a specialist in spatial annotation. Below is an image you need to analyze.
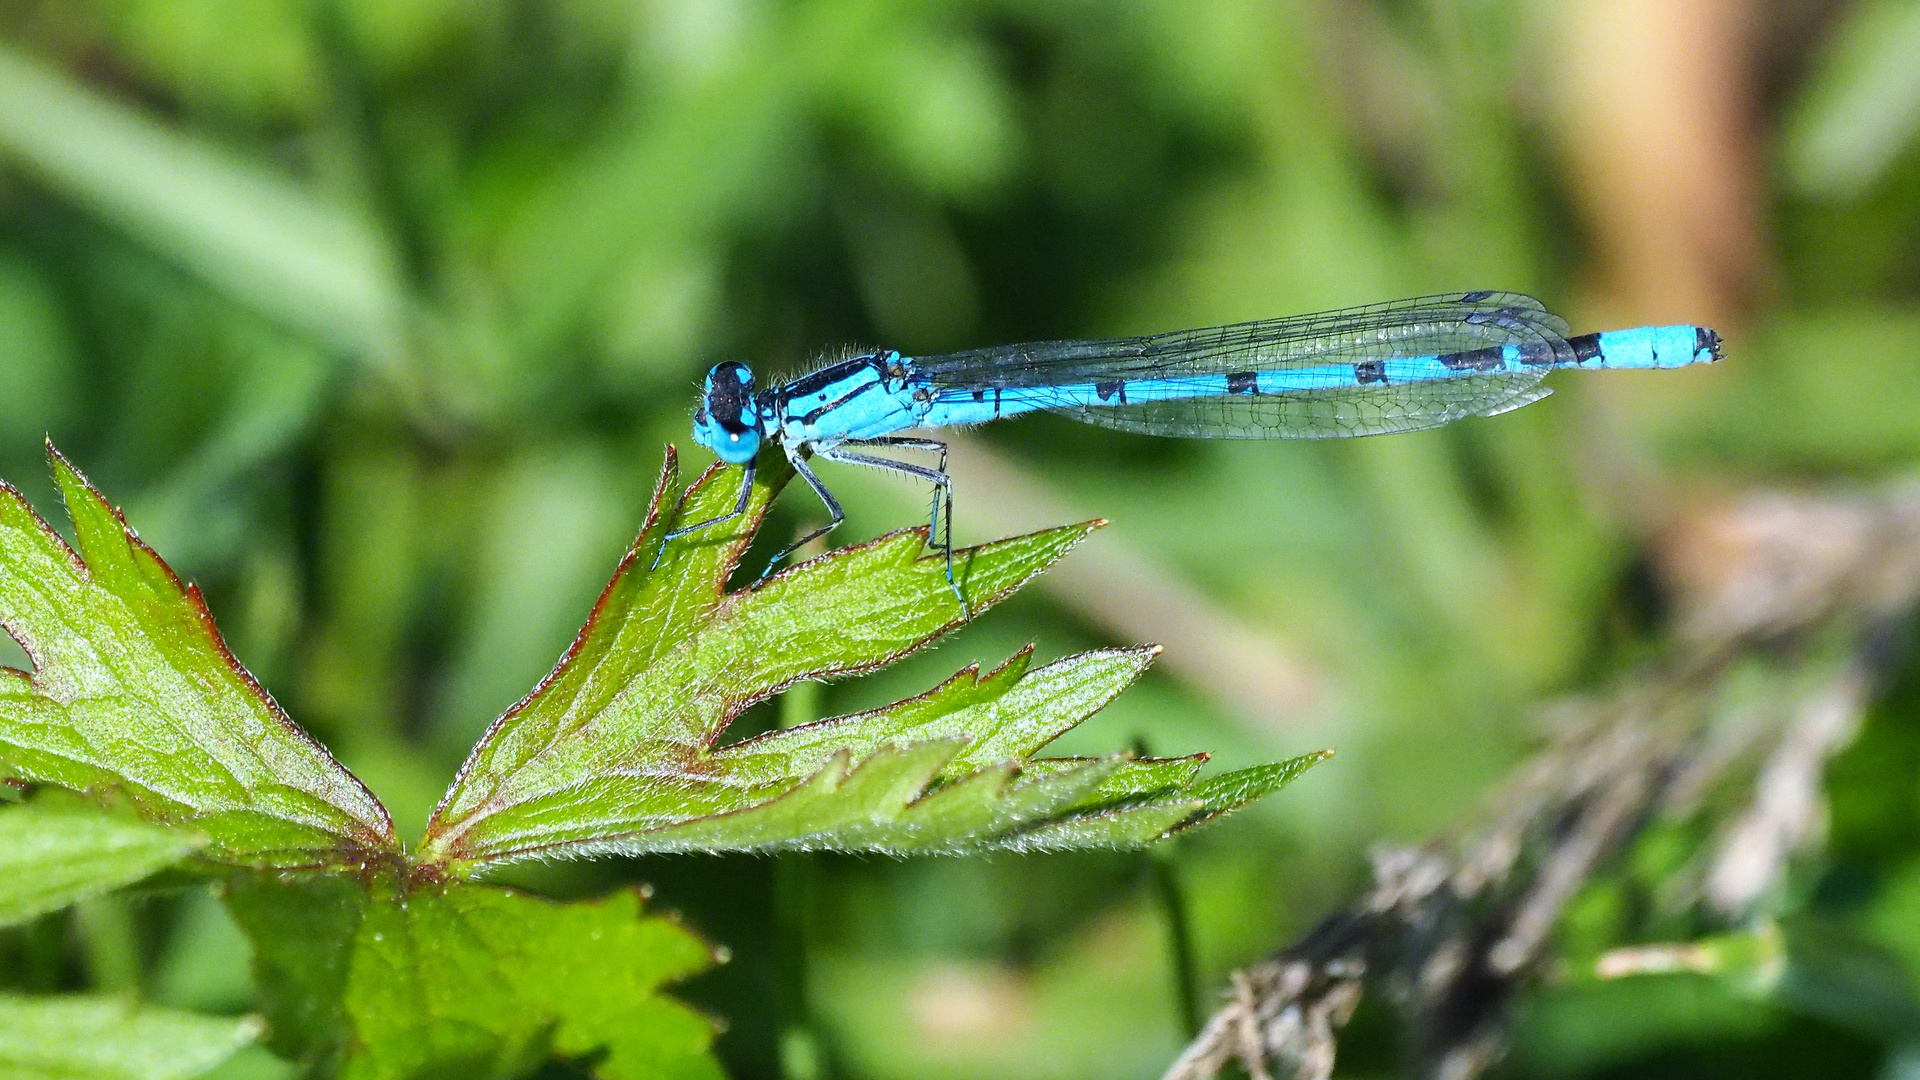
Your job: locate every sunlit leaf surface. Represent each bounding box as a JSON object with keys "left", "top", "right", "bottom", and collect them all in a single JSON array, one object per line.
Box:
[
  {"left": 227, "top": 874, "right": 719, "bottom": 1080},
  {"left": 0, "top": 446, "right": 395, "bottom": 868}
]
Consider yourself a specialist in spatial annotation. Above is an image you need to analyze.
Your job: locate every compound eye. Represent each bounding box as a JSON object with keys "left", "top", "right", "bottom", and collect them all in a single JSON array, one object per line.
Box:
[{"left": 706, "top": 361, "right": 757, "bottom": 434}]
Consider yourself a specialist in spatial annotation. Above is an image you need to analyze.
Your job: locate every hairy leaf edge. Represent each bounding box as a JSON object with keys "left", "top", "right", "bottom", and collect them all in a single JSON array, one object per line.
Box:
[{"left": 0, "top": 444, "right": 398, "bottom": 859}]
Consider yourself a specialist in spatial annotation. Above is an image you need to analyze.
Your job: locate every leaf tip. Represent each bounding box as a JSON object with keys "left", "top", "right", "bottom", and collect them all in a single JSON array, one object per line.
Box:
[
  {"left": 43, "top": 439, "right": 84, "bottom": 489},
  {"left": 634, "top": 444, "right": 684, "bottom": 544},
  {"left": 43, "top": 440, "right": 125, "bottom": 550},
  {"left": 1171, "top": 749, "right": 1332, "bottom": 832},
  {"left": 1064, "top": 518, "right": 1107, "bottom": 546}
]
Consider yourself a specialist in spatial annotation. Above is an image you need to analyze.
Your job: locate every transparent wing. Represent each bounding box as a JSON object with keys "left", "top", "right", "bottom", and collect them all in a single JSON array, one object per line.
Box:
[
  {"left": 1038, "top": 371, "right": 1552, "bottom": 440},
  {"left": 911, "top": 291, "right": 1574, "bottom": 388}
]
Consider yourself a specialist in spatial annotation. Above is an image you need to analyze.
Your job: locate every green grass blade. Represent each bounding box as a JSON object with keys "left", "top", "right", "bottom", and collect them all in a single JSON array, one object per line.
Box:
[
  {"left": 0, "top": 797, "right": 203, "bottom": 927},
  {"left": 0, "top": 45, "right": 405, "bottom": 363},
  {"left": 0, "top": 994, "right": 258, "bottom": 1080}
]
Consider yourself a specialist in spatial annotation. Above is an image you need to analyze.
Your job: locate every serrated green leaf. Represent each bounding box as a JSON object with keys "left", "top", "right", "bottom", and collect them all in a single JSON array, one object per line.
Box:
[
  {"left": 0, "top": 993, "right": 258, "bottom": 1080},
  {"left": 0, "top": 439, "right": 1319, "bottom": 879},
  {"left": 226, "top": 874, "right": 720, "bottom": 1080},
  {"left": 624, "top": 744, "right": 1119, "bottom": 855},
  {"left": 723, "top": 647, "right": 1165, "bottom": 780},
  {"left": 0, "top": 446, "right": 396, "bottom": 868},
  {"left": 1002, "top": 752, "right": 1331, "bottom": 852},
  {"left": 1181, "top": 752, "right": 1333, "bottom": 822},
  {"left": 0, "top": 794, "right": 203, "bottom": 926},
  {"left": 1004, "top": 799, "right": 1204, "bottom": 851},
  {"left": 1013, "top": 754, "right": 1209, "bottom": 808},
  {"left": 419, "top": 447, "right": 1105, "bottom": 869}
]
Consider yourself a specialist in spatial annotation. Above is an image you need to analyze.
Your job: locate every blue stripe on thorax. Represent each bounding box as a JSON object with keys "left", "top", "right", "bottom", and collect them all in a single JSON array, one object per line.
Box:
[{"left": 774, "top": 352, "right": 922, "bottom": 443}]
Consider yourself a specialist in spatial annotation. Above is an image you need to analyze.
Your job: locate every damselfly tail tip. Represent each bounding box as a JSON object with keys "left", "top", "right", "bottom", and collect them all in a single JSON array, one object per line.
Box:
[{"left": 1696, "top": 326, "right": 1724, "bottom": 363}]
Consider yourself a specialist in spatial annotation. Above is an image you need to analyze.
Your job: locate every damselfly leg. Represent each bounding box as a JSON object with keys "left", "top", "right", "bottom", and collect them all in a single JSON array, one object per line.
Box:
[
  {"left": 817, "top": 437, "right": 962, "bottom": 614},
  {"left": 746, "top": 437, "right": 964, "bottom": 613},
  {"left": 757, "top": 446, "right": 845, "bottom": 581},
  {"left": 651, "top": 457, "right": 757, "bottom": 570}
]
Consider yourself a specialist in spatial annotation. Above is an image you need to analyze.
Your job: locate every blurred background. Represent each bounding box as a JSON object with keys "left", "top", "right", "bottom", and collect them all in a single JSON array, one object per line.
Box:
[{"left": 0, "top": 0, "right": 1916, "bottom": 1077}]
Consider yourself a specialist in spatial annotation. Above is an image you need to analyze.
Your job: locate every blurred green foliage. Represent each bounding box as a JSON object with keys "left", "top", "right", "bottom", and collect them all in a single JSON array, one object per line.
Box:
[{"left": 2, "top": 0, "right": 1920, "bottom": 1078}]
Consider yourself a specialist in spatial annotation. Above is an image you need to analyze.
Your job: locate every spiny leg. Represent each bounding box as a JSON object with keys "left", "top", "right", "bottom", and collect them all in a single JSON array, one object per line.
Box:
[
  {"left": 757, "top": 446, "right": 845, "bottom": 582},
  {"left": 651, "top": 457, "right": 756, "bottom": 570},
  {"left": 822, "top": 441, "right": 964, "bottom": 616},
  {"left": 842, "top": 436, "right": 951, "bottom": 560}
]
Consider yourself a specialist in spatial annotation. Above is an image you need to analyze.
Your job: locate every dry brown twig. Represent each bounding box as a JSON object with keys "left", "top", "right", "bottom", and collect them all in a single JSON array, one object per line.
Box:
[{"left": 1163, "top": 477, "right": 1920, "bottom": 1080}]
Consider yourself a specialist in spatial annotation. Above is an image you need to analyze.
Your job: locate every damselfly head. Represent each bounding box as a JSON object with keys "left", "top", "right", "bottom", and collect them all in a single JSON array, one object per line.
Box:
[{"left": 694, "top": 361, "right": 762, "bottom": 464}]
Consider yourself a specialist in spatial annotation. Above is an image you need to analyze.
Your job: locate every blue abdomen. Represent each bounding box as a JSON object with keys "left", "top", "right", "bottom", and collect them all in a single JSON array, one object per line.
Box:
[
  {"left": 778, "top": 323, "right": 1721, "bottom": 442},
  {"left": 1571, "top": 325, "right": 1721, "bottom": 369}
]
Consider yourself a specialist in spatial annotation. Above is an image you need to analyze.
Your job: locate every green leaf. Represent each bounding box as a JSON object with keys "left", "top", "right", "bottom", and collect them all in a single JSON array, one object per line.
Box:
[
  {"left": 0, "top": 794, "right": 203, "bottom": 926},
  {"left": 420, "top": 447, "right": 1323, "bottom": 871},
  {"left": 1183, "top": 752, "right": 1333, "bottom": 821},
  {"left": 0, "top": 439, "right": 1316, "bottom": 874},
  {"left": 226, "top": 874, "right": 720, "bottom": 1080},
  {"left": 0, "top": 993, "right": 258, "bottom": 1080},
  {"left": 1005, "top": 751, "right": 1334, "bottom": 851},
  {"left": 722, "top": 647, "right": 1163, "bottom": 778},
  {"left": 0, "top": 445, "right": 397, "bottom": 868}
]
